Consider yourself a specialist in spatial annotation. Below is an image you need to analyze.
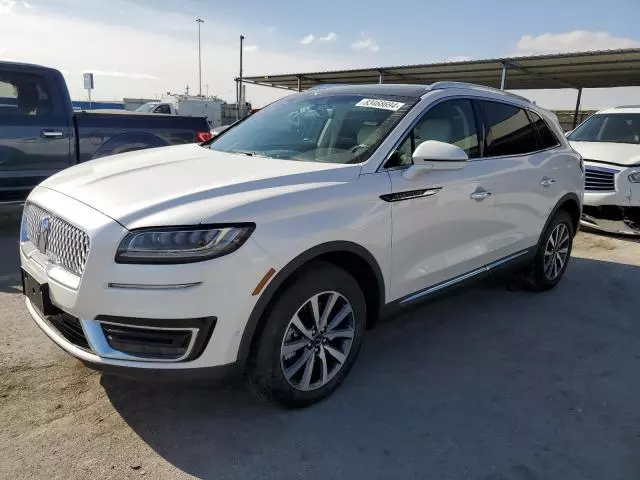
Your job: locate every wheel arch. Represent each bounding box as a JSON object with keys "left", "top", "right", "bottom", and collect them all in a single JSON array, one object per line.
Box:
[
  {"left": 237, "top": 241, "right": 386, "bottom": 368},
  {"left": 538, "top": 193, "right": 582, "bottom": 246}
]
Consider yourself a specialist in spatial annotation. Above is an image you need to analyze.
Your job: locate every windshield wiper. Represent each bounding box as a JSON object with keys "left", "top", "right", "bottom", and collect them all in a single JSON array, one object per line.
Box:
[{"left": 232, "top": 151, "right": 277, "bottom": 159}]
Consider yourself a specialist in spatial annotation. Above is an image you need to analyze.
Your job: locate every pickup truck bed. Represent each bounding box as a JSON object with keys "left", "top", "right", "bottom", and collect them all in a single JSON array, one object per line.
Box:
[{"left": 0, "top": 61, "right": 211, "bottom": 204}]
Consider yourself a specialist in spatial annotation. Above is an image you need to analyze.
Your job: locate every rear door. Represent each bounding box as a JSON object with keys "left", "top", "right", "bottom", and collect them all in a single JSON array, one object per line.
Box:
[
  {"left": 0, "top": 68, "right": 72, "bottom": 203},
  {"left": 475, "top": 100, "right": 558, "bottom": 256}
]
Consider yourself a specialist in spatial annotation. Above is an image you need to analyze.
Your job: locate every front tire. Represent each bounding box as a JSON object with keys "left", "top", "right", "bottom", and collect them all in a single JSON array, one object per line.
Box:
[
  {"left": 524, "top": 210, "right": 574, "bottom": 291},
  {"left": 247, "top": 262, "right": 366, "bottom": 408}
]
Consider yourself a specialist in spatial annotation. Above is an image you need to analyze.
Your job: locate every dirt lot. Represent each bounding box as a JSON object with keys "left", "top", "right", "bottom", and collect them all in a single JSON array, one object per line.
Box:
[{"left": 1, "top": 214, "right": 640, "bottom": 479}]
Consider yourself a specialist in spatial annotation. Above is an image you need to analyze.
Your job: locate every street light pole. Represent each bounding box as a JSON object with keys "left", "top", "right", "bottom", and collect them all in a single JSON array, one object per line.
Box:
[
  {"left": 195, "top": 18, "right": 205, "bottom": 97},
  {"left": 237, "top": 34, "right": 244, "bottom": 120}
]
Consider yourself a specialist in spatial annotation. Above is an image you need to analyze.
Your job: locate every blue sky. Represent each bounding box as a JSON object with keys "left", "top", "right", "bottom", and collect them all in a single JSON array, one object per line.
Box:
[{"left": 1, "top": 0, "right": 639, "bottom": 107}]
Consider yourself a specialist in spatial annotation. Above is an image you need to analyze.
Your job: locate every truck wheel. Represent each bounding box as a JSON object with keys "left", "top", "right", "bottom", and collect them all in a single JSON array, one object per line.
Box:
[
  {"left": 247, "top": 263, "right": 366, "bottom": 408},
  {"left": 523, "top": 210, "right": 574, "bottom": 291}
]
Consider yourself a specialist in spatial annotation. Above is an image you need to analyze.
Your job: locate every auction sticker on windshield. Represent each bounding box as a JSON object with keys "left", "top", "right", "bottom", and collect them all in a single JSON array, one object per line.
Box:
[{"left": 355, "top": 99, "right": 406, "bottom": 111}]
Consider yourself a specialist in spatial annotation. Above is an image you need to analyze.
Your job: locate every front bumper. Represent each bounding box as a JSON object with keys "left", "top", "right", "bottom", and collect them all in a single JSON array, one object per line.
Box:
[
  {"left": 582, "top": 162, "right": 640, "bottom": 235},
  {"left": 581, "top": 205, "right": 640, "bottom": 235},
  {"left": 21, "top": 187, "right": 278, "bottom": 373}
]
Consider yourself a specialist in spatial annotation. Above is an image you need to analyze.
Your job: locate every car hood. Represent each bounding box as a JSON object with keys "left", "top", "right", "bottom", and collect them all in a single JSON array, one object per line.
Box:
[
  {"left": 569, "top": 141, "right": 640, "bottom": 167},
  {"left": 40, "top": 144, "right": 362, "bottom": 228}
]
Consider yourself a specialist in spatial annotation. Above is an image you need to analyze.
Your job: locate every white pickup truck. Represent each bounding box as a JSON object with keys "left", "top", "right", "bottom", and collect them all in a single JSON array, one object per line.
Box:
[{"left": 568, "top": 106, "right": 640, "bottom": 235}]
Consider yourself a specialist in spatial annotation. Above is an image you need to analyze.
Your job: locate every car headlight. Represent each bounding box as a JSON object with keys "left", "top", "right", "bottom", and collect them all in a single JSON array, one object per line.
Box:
[
  {"left": 628, "top": 171, "right": 640, "bottom": 183},
  {"left": 115, "top": 224, "right": 255, "bottom": 264}
]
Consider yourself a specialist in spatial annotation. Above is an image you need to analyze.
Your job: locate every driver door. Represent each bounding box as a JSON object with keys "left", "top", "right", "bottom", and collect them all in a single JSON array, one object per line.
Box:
[{"left": 387, "top": 98, "right": 505, "bottom": 302}]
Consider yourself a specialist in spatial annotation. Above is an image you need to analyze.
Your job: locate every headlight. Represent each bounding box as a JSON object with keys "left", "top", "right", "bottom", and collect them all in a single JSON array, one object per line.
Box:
[
  {"left": 628, "top": 171, "right": 640, "bottom": 183},
  {"left": 115, "top": 224, "right": 255, "bottom": 264}
]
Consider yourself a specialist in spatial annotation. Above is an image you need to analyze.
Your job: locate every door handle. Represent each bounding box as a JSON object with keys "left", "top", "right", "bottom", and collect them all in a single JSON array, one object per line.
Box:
[
  {"left": 41, "top": 130, "right": 65, "bottom": 139},
  {"left": 470, "top": 189, "right": 492, "bottom": 201},
  {"left": 540, "top": 177, "right": 555, "bottom": 187}
]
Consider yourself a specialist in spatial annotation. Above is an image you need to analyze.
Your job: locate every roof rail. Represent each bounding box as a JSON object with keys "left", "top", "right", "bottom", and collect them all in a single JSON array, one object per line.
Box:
[
  {"left": 614, "top": 104, "right": 640, "bottom": 108},
  {"left": 429, "top": 81, "right": 531, "bottom": 103}
]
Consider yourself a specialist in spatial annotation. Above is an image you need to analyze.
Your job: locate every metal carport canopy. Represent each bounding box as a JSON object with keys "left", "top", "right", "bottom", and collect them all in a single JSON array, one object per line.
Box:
[{"left": 242, "top": 48, "right": 640, "bottom": 92}]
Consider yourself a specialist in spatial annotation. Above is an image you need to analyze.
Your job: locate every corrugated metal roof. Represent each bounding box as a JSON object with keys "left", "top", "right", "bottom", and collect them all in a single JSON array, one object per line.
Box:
[{"left": 242, "top": 48, "right": 640, "bottom": 91}]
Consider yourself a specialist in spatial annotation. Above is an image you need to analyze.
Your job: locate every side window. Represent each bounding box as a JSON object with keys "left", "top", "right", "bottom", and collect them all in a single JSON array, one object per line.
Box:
[
  {"left": 0, "top": 72, "right": 52, "bottom": 117},
  {"left": 480, "top": 101, "right": 538, "bottom": 157},
  {"left": 154, "top": 104, "right": 171, "bottom": 114},
  {"left": 387, "top": 99, "right": 479, "bottom": 167},
  {"left": 528, "top": 110, "right": 560, "bottom": 150}
]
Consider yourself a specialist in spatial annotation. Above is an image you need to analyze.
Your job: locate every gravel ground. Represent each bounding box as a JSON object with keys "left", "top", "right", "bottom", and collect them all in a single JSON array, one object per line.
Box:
[{"left": 1, "top": 215, "right": 639, "bottom": 480}]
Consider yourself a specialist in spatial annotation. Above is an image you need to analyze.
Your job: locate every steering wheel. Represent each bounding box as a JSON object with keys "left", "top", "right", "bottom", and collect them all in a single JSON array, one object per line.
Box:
[{"left": 350, "top": 144, "right": 369, "bottom": 153}]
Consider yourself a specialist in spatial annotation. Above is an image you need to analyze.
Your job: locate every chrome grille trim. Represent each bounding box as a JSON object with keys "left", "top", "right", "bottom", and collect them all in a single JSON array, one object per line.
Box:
[
  {"left": 22, "top": 203, "right": 90, "bottom": 276},
  {"left": 584, "top": 166, "right": 616, "bottom": 192}
]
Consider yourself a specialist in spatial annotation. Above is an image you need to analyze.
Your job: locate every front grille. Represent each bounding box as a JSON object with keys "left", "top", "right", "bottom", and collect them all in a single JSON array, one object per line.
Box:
[
  {"left": 584, "top": 166, "right": 616, "bottom": 192},
  {"left": 46, "top": 313, "right": 90, "bottom": 350},
  {"left": 23, "top": 203, "right": 90, "bottom": 276}
]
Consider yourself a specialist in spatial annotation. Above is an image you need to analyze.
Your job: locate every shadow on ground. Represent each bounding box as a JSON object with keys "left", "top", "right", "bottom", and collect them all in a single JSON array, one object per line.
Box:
[
  {"left": 0, "top": 212, "right": 22, "bottom": 293},
  {"left": 102, "top": 257, "right": 640, "bottom": 480}
]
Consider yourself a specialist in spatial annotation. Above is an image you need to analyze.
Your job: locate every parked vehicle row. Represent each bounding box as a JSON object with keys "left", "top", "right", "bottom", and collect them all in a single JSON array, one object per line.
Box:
[
  {"left": 19, "top": 82, "right": 583, "bottom": 407},
  {"left": 0, "top": 62, "right": 212, "bottom": 204}
]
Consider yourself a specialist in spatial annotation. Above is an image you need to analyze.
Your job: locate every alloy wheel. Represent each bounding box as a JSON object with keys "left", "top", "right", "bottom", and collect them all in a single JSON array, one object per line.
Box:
[
  {"left": 544, "top": 223, "right": 570, "bottom": 280},
  {"left": 280, "top": 291, "right": 355, "bottom": 391}
]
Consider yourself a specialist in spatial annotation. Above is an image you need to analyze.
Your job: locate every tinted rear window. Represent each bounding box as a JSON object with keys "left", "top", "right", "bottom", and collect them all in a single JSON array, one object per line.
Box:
[
  {"left": 528, "top": 111, "right": 560, "bottom": 150},
  {"left": 480, "top": 101, "right": 538, "bottom": 157}
]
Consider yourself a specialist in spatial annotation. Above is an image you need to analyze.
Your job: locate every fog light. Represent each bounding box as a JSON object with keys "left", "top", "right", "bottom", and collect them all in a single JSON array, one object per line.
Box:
[{"left": 628, "top": 172, "right": 640, "bottom": 183}]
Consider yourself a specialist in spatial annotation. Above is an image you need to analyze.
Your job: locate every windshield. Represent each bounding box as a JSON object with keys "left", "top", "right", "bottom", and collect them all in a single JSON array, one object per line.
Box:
[
  {"left": 135, "top": 102, "right": 159, "bottom": 113},
  {"left": 568, "top": 113, "right": 640, "bottom": 144},
  {"left": 208, "top": 92, "right": 418, "bottom": 163}
]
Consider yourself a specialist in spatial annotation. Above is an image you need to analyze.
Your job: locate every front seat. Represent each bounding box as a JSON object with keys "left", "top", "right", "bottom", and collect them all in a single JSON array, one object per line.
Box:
[
  {"left": 17, "top": 83, "right": 39, "bottom": 115},
  {"left": 356, "top": 124, "right": 379, "bottom": 146},
  {"left": 416, "top": 118, "right": 453, "bottom": 144}
]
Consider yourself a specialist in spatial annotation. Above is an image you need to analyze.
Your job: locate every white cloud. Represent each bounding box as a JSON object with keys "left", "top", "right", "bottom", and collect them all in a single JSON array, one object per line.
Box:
[
  {"left": 243, "top": 44, "right": 259, "bottom": 52},
  {"left": 351, "top": 33, "right": 379, "bottom": 53},
  {"left": 84, "top": 70, "right": 159, "bottom": 81},
  {"left": 0, "top": 0, "right": 358, "bottom": 106},
  {"left": 319, "top": 32, "right": 337, "bottom": 42},
  {"left": 300, "top": 34, "right": 315, "bottom": 45},
  {"left": 513, "top": 30, "right": 640, "bottom": 55},
  {"left": 0, "top": 0, "right": 16, "bottom": 14},
  {"left": 267, "top": 26, "right": 277, "bottom": 34},
  {"left": 21, "top": 0, "right": 33, "bottom": 8},
  {"left": 445, "top": 55, "right": 473, "bottom": 62}
]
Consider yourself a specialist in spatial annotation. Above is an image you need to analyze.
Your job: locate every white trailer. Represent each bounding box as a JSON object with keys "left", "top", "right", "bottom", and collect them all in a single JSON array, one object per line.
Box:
[{"left": 136, "top": 95, "right": 225, "bottom": 128}]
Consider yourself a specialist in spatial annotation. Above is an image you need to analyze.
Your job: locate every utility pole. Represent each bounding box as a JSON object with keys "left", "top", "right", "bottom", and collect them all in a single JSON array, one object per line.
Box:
[
  {"left": 237, "top": 34, "right": 244, "bottom": 120},
  {"left": 195, "top": 18, "right": 205, "bottom": 97}
]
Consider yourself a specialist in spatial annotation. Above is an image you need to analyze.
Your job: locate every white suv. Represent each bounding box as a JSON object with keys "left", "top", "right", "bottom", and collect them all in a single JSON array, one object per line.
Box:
[
  {"left": 20, "top": 83, "right": 583, "bottom": 407},
  {"left": 568, "top": 106, "right": 640, "bottom": 235}
]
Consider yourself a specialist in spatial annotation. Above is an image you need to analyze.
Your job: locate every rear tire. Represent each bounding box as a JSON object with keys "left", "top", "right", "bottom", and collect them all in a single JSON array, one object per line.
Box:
[
  {"left": 522, "top": 210, "right": 574, "bottom": 291},
  {"left": 247, "top": 262, "right": 366, "bottom": 408}
]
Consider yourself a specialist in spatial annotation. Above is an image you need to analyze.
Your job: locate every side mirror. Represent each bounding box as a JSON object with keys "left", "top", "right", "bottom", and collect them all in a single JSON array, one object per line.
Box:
[{"left": 403, "top": 140, "right": 468, "bottom": 180}]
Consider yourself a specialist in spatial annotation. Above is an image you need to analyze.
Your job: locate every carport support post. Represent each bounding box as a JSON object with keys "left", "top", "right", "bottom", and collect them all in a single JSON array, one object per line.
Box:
[
  {"left": 500, "top": 62, "right": 508, "bottom": 90},
  {"left": 572, "top": 87, "right": 583, "bottom": 129},
  {"left": 378, "top": 71, "right": 384, "bottom": 84}
]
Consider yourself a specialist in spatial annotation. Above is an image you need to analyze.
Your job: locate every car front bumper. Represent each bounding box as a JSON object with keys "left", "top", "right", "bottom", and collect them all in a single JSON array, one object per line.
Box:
[
  {"left": 20, "top": 186, "right": 278, "bottom": 375},
  {"left": 582, "top": 162, "right": 640, "bottom": 235}
]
